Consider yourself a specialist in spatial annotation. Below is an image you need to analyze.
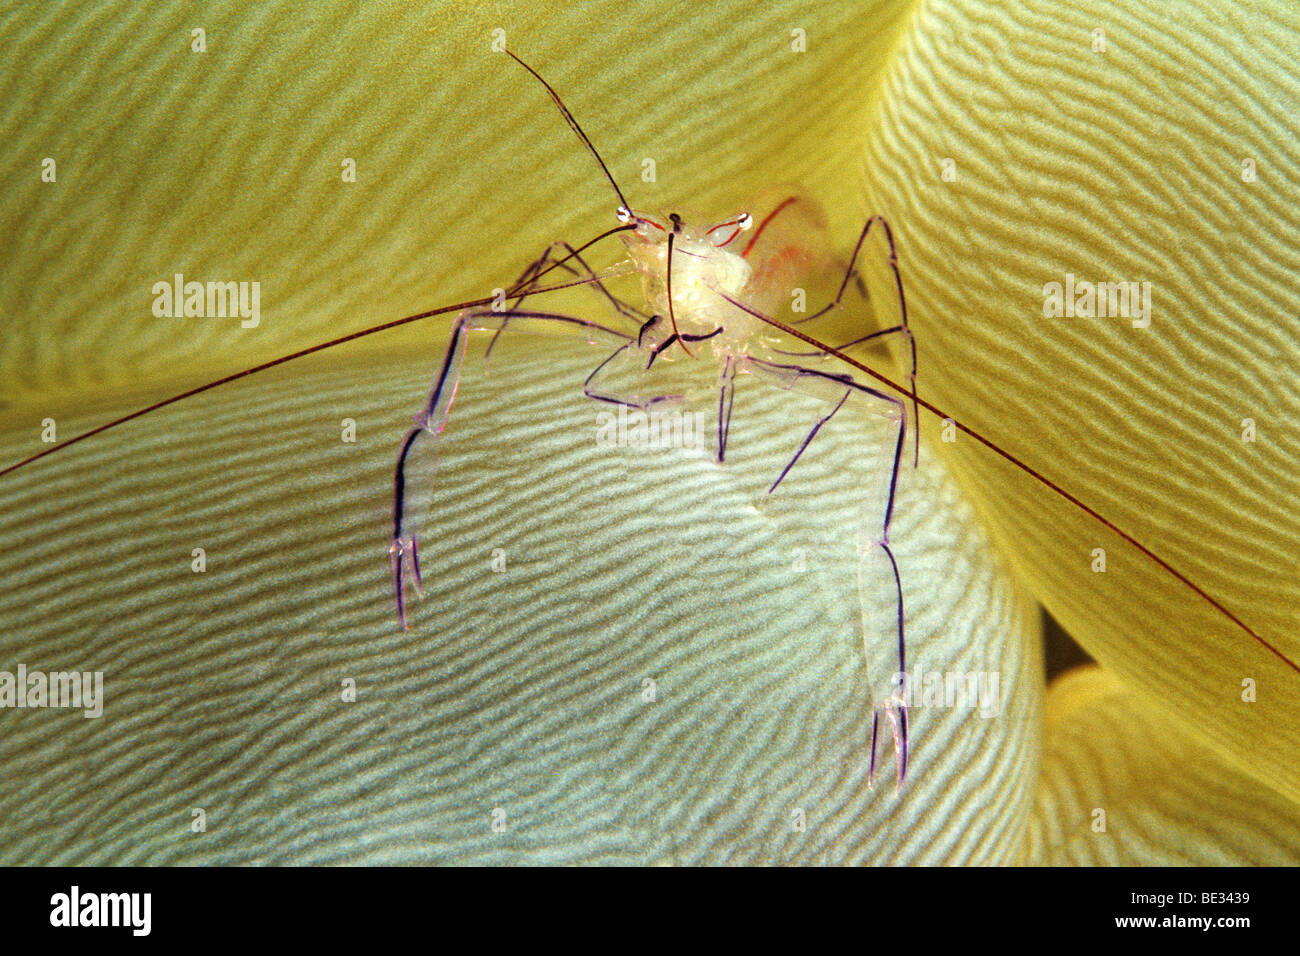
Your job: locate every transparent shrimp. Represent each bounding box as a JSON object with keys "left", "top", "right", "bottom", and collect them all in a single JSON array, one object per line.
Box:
[{"left": 388, "top": 51, "right": 920, "bottom": 789}]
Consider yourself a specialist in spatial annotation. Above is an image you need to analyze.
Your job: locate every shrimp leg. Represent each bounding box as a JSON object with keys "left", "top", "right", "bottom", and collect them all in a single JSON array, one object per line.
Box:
[
  {"left": 748, "top": 354, "right": 910, "bottom": 789},
  {"left": 486, "top": 239, "right": 646, "bottom": 359},
  {"left": 391, "top": 307, "right": 631, "bottom": 629},
  {"left": 781, "top": 215, "right": 919, "bottom": 467}
]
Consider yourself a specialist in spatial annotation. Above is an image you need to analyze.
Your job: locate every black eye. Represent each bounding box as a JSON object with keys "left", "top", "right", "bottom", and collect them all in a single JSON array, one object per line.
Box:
[{"left": 669, "top": 212, "right": 682, "bottom": 233}]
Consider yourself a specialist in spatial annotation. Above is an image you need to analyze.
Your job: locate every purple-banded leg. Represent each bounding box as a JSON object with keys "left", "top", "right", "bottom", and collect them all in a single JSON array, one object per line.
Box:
[
  {"left": 779, "top": 215, "right": 919, "bottom": 468},
  {"left": 582, "top": 322, "right": 721, "bottom": 411},
  {"left": 582, "top": 340, "right": 684, "bottom": 411},
  {"left": 390, "top": 319, "right": 468, "bottom": 631},
  {"left": 486, "top": 240, "right": 646, "bottom": 359},
  {"left": 717, "top": 354, "right": 737, "bottom": 463},
  {"left": 749, "top": 354, "right": 910, "bottom": 789},
  {"left": 391, "top": 306, "right": 632, "bottom": 630}
]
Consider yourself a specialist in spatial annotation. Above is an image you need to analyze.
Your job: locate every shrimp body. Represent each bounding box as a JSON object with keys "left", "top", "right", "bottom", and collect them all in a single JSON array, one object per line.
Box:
[
  {"left": 619, "top": 209, "right": 766, "bottom": 361},
  {"left": 390, "top": 52, "right": 918, "bottom": 788}
]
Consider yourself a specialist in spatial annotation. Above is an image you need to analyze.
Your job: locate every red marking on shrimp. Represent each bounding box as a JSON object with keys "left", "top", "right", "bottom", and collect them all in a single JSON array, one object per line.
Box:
[{"left": 742, "top": 196, "right": 800, "bottom": 258}]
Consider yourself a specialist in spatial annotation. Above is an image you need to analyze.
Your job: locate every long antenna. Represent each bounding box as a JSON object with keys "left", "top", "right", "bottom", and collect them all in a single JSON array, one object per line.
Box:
[
  {"left": 714, "top": 289, "right": 1297, "bottom": 677},
  {"left": 504, "top": 49, "right": 631, "bottom": 215}
]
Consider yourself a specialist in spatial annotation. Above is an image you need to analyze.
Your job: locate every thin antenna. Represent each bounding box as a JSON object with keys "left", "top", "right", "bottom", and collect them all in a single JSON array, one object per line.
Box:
[{"left": 504, "top": 49, "right": 631, "bottom": 215}]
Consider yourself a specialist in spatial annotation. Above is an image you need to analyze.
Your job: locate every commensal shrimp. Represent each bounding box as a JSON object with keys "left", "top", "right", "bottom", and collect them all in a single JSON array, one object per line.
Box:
[{"left": 388, "top": 50, "right": 921, "bottom": 788}]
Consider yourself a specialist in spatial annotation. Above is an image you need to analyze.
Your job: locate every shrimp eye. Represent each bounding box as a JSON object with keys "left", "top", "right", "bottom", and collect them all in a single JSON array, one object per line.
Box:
[{"left": 669, "top": 212, "right": 683, "bottom": 233}]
